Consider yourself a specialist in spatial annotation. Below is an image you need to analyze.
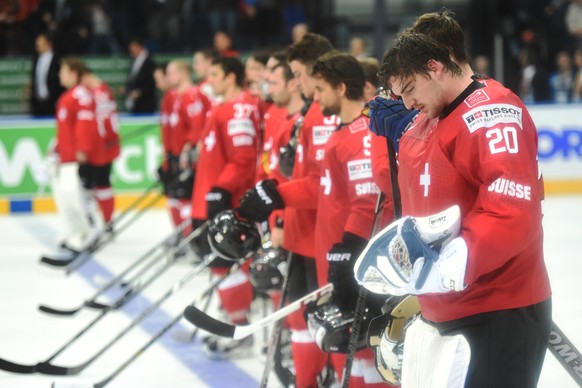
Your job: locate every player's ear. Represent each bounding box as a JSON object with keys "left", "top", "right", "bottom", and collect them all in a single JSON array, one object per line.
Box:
[{"left": 427, "top": 59, "right": 441, "bottom": 75}]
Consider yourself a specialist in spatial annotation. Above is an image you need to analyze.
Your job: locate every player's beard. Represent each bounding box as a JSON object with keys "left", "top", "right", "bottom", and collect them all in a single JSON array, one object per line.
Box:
[{"left": 321, "top": 101, "right": 340, "bottom": 117}]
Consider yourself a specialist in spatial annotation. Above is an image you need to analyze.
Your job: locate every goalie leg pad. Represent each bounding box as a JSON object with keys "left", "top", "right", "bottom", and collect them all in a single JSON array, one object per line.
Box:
[
  {"left": 50, "top": 163, "right": 92, "bottom": 251},
  {"left": 401, "top": 317, "right": 470, "bottom": 388}
]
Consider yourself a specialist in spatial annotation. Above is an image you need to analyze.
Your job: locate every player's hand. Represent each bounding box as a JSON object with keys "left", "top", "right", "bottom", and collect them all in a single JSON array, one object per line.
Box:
[
  {"left": 206, "top": 187, "right": 232, "bottom": 220},
  {"left": 368, "top": 97, "right": 418, "bottom": 152},
  {"left": 327, "top": 232, "right": 368, "bottom": 311},
  {"left": 238, "top": 179, "right": 284, "bottom": 222}
]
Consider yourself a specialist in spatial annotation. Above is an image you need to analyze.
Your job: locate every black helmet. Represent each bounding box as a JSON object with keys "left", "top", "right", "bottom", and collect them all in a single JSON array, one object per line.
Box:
[
  {"left": 305, "top": 301, "right": 368, "bottom": 353},
  {"left": 207, "top": 210, "right": 262, "bottom": 261},
  {"left": 250, "top": 245, "right": 288, "bottom": 291}
]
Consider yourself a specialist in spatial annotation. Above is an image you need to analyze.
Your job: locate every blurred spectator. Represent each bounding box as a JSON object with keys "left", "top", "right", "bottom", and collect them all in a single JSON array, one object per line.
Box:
[
  {"left": 283, "top": 0, "right": 307, "bottom": 39},
  {"left": 566, "top": 0, "right": 582, "bottom": 49},
  {"left": 573, "top": 47, "right": 582, "bottom": 101},
  {"left": 213, "top": 30, "right": 239, "bottom": 57},
  {"left": 518, "top": 47, "right": 551, "bottom": 103},
  {"left": 474, "top": 55, "right": 492, "bottom": 77},
  {"left": 291, "top": 22, "right": 308, "bottom": 44},
  {"left": 243, "top": 0, "right": 282, "bottom": 47},
  {"left": 550, "top": 50, "right": 575, "bottom": 102},
  {"left": 87, "top": 0, "right": 119, "bottom": 54},
  {"left": 124, "top": 38, "right": 156, "bottom": 113},
  {"left": 205, "top": 0, "right": 238, "bottom": 39},
  {"left": 349, "top": 37, "right": 368, "bottom": 59},
  {"left": 0, "top": 0, "right": 19, "bottom": 55},
  {"left": 30, "top": 32, "right": 65, "bottom": 117},
  {"left": 148, "top": 0, "right": 181, "bottom": 52},
  {"left": 55, "top": 1, "right": 92, "bottom": 55}
]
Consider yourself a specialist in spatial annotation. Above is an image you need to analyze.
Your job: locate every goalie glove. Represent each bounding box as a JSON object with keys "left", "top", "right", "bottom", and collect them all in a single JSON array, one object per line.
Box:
[
  {"left": 354, "top": 205, "right": 468, "bottom": 296},
  {"left": 327, "top": 232, "right": 368, "bottom": 311},
  {"left": 367, "top": 97, "right": 418, "bottom": 152},
  {"left": 237, "top": 179, "right": 285, "bottom": 222}
]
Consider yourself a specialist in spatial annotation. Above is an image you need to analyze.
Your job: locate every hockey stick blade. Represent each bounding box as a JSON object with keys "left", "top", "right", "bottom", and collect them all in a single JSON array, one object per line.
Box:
[
  {"left": 38, "top": 304, "right": 82, "bottom": 316},
  {"left": 40, "top": 254, "right": 78, "bottom": 267},
  {"left": 0, "top": 357, "right": 36, "bottom": 374},
  {"left": 36, "top": 361, "right": 83, "bottom": 376},
  {"left": 184, "top": 283, "right": 334, "bottom": 340}
]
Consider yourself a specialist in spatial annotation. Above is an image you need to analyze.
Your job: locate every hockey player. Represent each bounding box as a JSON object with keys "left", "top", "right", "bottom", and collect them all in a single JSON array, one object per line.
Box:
[
  {"left": 189, "top": 56, "right": 261, "bottom": 358},
  {"left": 162, "top": 60, "right": 210, "bottom": 238},
  {"left": 192, "top": 48, "right": 220, "bottom": 105},
  {"left": 238, "top": 33, "right": 341, "bottom": 387},
  {"left": 50, "top": 58, "right": 104, "bottom": 257},
  {"left": 81, "top": 70, "right": 120, "bottom": 231},
  {"left": 359, "top": 32, "right": 551, "bottom": 387}
]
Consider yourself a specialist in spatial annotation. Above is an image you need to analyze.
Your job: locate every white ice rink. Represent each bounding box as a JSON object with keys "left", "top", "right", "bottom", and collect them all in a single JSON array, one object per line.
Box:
[{"left": 0, "top": 195, "right": 581, "bottom": 388}]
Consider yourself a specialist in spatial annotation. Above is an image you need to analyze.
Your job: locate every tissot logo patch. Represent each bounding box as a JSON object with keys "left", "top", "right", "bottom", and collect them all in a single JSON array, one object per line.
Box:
[{"left": 462, "top": 104, "right": 522, "bottom": 133}]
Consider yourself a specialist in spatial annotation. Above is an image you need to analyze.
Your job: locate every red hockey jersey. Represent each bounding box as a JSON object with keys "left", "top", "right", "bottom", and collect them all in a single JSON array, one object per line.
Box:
[
  {"left": 256, "top": 104, "right": 287, "bottom": 182},
  {"left": 277, "top": 102, "right": 339, "bottom": 258},
  {"left": 169, "top": 85, "right": 211, "bottom": 156},
  {"left": 398, "top": 81, "right": 551, "bottom": 322},
  {"left": 55, "top": 84, "right": 105, "bottom": 165},
  {"left": 191, "top": 91, "right": 260, "bottom": 220},
  {"left": 314, "top": 116, "right": 379, "bottom": 286},
  {"left": 93, "top": 82, "right": 120, "bottom": 162}
]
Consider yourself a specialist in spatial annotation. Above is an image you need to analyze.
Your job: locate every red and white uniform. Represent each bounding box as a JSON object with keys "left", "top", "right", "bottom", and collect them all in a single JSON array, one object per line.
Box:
[
  {"left": 160, "top": 89, "right": 177, "bottom": 159},
  {"left": 191, "top": 90, "right": 260, "bottom": 324},
  {"left": 315, "top": 115, "right": 384, "bottom": 387},
  {"left": 277, "top": 102, "right": 339, "bottom": 257},
  {"left": 314, "top": 116, "right": 378, "bottom": 285},
  {"left": 398, "top": 81, "right": 551, "bottom": 322},
  {"left": 191, "top": 91, "right": 261, "bottom": 220},
  {"left": 170, "top": 85, "right": 211, "bottom": 157},
  {"left": 93, "top": 83, "right": 120, "bottom": 163},
  {"left": 256, "top": 104, "right": 287, "bottom": 182},
  {"left": 55, "top": 84, "right": 103, "bottom": 164}
]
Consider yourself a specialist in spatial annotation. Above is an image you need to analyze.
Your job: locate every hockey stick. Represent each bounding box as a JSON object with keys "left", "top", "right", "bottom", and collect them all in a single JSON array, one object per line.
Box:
[
  {"left": 341, "top": 191, "right": 388, "bottom": 387},
  {"left": 259, "top": 250, "right": 294, "bottom": 388},
  {"left": 38, "top": 220, "right": 189, "bottom": 316},
  {"left": 184, "top": 283, "right": 334, "bottom": 341},
  {"left": 548, "top": 321, "right": 582, "bottom": 385},
  {"left": 0, "top": 222, "right": 206, "bottom": 375},
  {"left": 36, "top": 251, "right": 211, "bottom": 376},
  {"left": 51, "top": 258, "right": 249, "bottom": 387},
  {"left": 39, "top": 169, "right": 191, "bottom": 270}
]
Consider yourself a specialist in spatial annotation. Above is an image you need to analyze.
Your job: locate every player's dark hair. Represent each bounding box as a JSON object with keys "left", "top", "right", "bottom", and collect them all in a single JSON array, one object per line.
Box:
[
  {"left": 312, "top": 52, "right": 365, "bottom": 101},
  {"left": 286, "top": 33, "right": 334, "bottom": 67},
  {"left": 155, "top": 62, "right": 168, "bottom": 74},
  {"left": 409, "top": 9, "right": 470, "bottom": 65},
  {"left": 61, "top": 57, "right": 90, "bottom": 82},
  {"left": 212, "top": 56, "right": 245, "bottom": 87},
  {"left": 272, "top": 61, "right": 294, "bottom": 83},
  {"left": 378, "top": 33, "right": 463, "bottom": 88},
  {"left": 248, "top": 50, "right": 271, "bottom": 66}
]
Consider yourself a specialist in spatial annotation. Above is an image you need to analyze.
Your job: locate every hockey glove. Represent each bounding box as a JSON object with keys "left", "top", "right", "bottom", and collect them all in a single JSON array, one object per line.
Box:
[
  {"left": 367, "top": 97, "right": 418, "bottom": 152},
  {"left": 206, "top": 187, "right": 232, "bottom": 220},
  {"left": 327, "top": 232, "right": 368, "bottom": 311},
  {"left": 238, "top": 179, "right": 285, "bottom": 222}
]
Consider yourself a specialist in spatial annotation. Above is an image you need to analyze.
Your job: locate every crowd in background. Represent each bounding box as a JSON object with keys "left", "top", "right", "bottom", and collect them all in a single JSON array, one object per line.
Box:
[{"left": 3, "top": 0, "right": 582, "bottom": 107}]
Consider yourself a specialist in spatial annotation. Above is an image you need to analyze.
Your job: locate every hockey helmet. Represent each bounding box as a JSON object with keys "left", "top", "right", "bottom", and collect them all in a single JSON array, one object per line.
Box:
[
  {"left": 249, "top": 246, "right": 288, "bottom": 292},
  {"left": 207, "top": 210, "right": 262, "bottom": 261},
  {"left": 305, "top": 301, "right": 368, "bottom": 354}
]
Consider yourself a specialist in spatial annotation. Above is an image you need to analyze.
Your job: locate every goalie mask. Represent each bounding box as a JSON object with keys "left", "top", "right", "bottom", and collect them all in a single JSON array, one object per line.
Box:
[
  {"left": 354, "top": 205, "right": 461, "bottom": 294},
  {"left": 207, "top": 210, "right": 262, "bottom": 261},
  {"left": 305, "top": 301, "right": 368, "bottom": 354},
  {"left": 249, "top": 246, "right": 288, "bottom": 292}
]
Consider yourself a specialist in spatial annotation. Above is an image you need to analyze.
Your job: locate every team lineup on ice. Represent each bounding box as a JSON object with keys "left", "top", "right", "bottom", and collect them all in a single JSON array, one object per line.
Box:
[{"left": 2, "top": 7, "right": 582, "bottom": 388}]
